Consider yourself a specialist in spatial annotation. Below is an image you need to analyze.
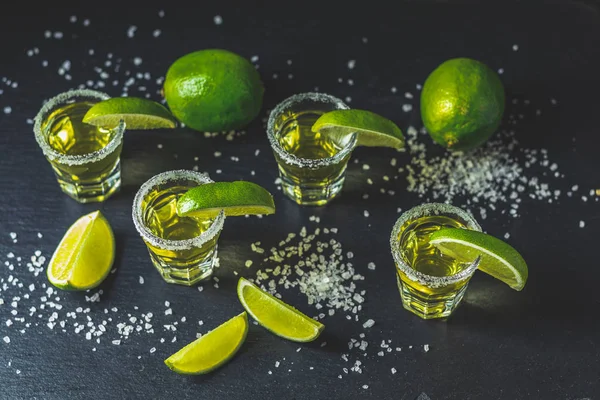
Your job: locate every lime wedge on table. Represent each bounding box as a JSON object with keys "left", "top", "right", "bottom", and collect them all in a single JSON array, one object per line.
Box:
[
  {"left": 177, "top": 181, "right": 275, "bottom": 218},
  {"left": 429, "top": 228, "right": 528, "bottom": 291},
  {"left": 82, "top": 97, "right": 177, "bottom": 129},
  {"left": 47, "top": 211, "right": 115, "bottom": 291},
  {"left": 165, "top": 312, "right": 248, "bottom": 375},
  {"left": 237, "top": 277, "right": 324, "bottom": 342},
  {"left": 311, "top": 109, "right": 405, "bottom": 150}
]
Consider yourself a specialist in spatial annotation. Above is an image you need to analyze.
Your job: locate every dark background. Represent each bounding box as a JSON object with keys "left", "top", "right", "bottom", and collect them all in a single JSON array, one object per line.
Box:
[{"left": 1, "top": 1, "right": 599, "bottom": 399}]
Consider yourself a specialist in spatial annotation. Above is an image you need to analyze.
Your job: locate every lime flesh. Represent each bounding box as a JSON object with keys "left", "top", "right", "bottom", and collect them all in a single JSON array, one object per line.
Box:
[
  {"left": 47, "top": 211, "right": 115, "bottom": 290},
  {"left": 164, "top": 312, "right": 248, "bottom": 375},
  {"left": 311, "top": 109, "right": 405, "bottom": 150},
  {"left": 430, "top": 228, "right": 528, "bottom": 290},
  {"left": 237, "top": 277, "right": 324, "bottom": 342},
  {"left": 83, "top": 97, "right": 177, "bottom": 129},
  {"left": 176, "top": 181, "right": 275, "bottom": 219}
]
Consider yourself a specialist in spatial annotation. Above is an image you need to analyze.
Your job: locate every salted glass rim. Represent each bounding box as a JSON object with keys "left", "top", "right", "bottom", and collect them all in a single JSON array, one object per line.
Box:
[
  {"left": 33, "top": 89, "right": 125, "bottom": 166},
  {"left": 132, "top": 170, "right": 226, "bottom": 251},
  {"left": 390, "top": 202, "right": 483, "bottom": 288},
  {"left": 266, "top": 92, "right": 357, "bottom": 168}
]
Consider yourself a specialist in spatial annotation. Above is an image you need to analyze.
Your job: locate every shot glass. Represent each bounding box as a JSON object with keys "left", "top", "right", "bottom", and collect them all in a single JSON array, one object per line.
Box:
[
  {"left": 267, "top": 92, "right": 357, "bottom": 206},
  {"left": 390, "top": 203, "right": 482, "bottom": 319},
  {"left": 132, "top": 170, "right": 225, "bottom": 286},
  {"left": 33, "top": 89, "right": 125, "bottom": 203}
]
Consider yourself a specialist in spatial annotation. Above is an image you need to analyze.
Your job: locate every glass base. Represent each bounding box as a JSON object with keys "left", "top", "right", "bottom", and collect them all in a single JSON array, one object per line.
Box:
[
  {"left": 55, "top": 161, "right": 121, "bottom": 203},
  {"left": 280, "top": 175, "right": 345, "bottom": 206},
  {"left": 397, "top": 275, "right": 469, "bottom": 320},
  {"left": 148, "top": 247, "right": 218, "bottom": 286}
]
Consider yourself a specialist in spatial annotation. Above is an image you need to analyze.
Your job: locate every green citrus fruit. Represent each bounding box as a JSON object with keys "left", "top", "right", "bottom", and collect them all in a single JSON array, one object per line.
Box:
[
  {"left": 430, "top": 228, "right": 528, "bottom": 291},
  {"left": 83, "top": 97, "right": 177, "bottom": 129},
  {"left": 176, "top": 181, "right": 275, "bottom": 219},
  {"left": 163, "top": 49, "right": 264, "bottom": 132},
  {"left": 164, "top": 312, "right": 248, "bottom": 375},
  {"left": 237, "top": 277, "right": 324, "bottom": 342},
  {"left": 312, "top": 109, "right": 405, "bottom": 150},
  {"left": 420, "top": 58, "right": 505, "bottom": 151},
  {"left": 47, "top": 211, "right": 115, "bottom": 291}
]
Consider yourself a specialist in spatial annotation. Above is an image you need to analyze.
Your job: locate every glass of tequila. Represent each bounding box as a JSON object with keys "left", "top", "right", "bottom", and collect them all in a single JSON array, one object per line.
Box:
[
  {"left": 267, "top": 92, "right": 357, "bottom": 206},
  {"left": 390, "top": 203, "right": 482, "bottom": 319},
  {"left": 33, "top": 89, "right": 125, "bottom": 203},
  {"left": 132, "top": 170, "right": 225, "bottom": 286}
]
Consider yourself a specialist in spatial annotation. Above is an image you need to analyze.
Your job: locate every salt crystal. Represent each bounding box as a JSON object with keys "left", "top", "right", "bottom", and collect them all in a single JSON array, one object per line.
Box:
[{"left": 362, "top": 319, "right": 375, "bottom": 329}]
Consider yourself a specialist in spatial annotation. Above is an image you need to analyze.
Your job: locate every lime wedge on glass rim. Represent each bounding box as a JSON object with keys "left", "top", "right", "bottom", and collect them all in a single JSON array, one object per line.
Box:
[
  {"left": 429, "top": 228, "right": 528, "bottom": 291},
  {"left": 237, "top": 277, "right": 324, "bottom": 342},
  {"left": 164, "top": 312, "right": 248, "bottom": 375},
  {"left": 82, "top": 97, "right": 178, "bottom": 129},
  {"left": 311, "top": 109, "right": 405, "bottom": 150},
  {"left": 176, "top": 181, "right": 275, "bottom": 218},
  {"left": 47, "top": 211, "right": 115, "bottom": 291}
]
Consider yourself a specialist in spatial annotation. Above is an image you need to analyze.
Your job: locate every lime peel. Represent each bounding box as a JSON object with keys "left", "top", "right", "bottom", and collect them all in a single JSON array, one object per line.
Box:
[
  {"left": 311, "top": 109, "right": 405, "bottom": 150},
  {"left": 430, "top": 228, "right": 528, "bottom": 291},
  {"left": 164, "top": 312, "right": 248, "bottom": 375},
  {"left": 237, "top": 277, "right": 324, "bottom": 342}
]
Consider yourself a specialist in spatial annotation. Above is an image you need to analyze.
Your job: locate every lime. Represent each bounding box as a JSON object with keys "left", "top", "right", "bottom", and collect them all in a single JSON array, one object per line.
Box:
[
  {"left": 429, "top": 228, "right": 528, "bottom": 290},
  {"left": 47, "top": 211, "right": 115, "bottom": 291},
  {"left": 237, "top": 277, "right": 324, "bottom": 342},
  {"left": 420, "top": 58, "right": 505, "bottom": 151},
  {"left": 176, "top": 181, "right": 275, "bottom": 219},
  {"left": 82, "top": 97, "right": 177, "bottom": 129},
  {"left": 164, "top": 49, "right": 264, "bottom": 132},
  {"left": 312, "top": 109, "right": 405, "bottom": 150},
  {"left": 165, "top": 312, "right": 248, "bottom": 375}
]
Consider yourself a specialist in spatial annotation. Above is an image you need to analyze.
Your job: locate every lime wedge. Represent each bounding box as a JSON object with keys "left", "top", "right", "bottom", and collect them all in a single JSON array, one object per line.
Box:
[
  {"left": 312, "top": 109, "right": 405, "bottom": 150},
  {"left": 165, "top": 312, "right": 248, "bottom": 375},
  {"left": 176, "top": 181, "right": 275, "bottom": 219},
  {"left": 429, "top": 228, "right": 528, "bottom": 291},
  {"left": 237, "top": 277, "right": 324, "bottom": 342},
  {"left": 83, "top": 97, "right": 177, "bottom": 129},
  {"left": 47, "top": 211, "right": 115, "bottom": 291}
]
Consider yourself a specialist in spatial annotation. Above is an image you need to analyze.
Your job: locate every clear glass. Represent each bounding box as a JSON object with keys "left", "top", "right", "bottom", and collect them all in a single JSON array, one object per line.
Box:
[
  {"left": 132, "top": 170, "right": 225, "bottom": 286},
  {"left": 33, "top": 89, "right": 125, "bottom": 203},
  {"left": 267, "top": 92, "right": 357, "bottom": 206},
  {"left": 390, "top": 203, "right": 482, "bottom": 319}
]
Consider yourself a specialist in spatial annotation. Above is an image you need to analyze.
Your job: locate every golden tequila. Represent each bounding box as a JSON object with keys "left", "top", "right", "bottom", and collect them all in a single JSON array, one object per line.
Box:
[
  {"left": 391, "top": 203, "right": 481, "bottom": 319},
  {"left": 268, "top": 93, "right": 356, "bottom": 206},
  {"left": 34, "top": 90, "right": 124, "bottom": 203},
  {"left": 133, "top": 170, "right": 225, "bottom": 286}
]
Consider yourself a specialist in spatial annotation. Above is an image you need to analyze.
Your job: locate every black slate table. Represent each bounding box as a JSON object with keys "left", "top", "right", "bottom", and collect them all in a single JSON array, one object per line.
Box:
[{"left": 1, "top": 1, "right": 599, "bottom": 399}]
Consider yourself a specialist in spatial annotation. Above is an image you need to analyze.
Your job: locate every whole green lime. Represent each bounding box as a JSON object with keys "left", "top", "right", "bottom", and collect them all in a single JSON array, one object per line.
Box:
[
  {"left": 164, "top": 49, "right": 264, "bottom": 132},
  {"left": 420, "top": 58, "right": 505, "bottom": 151}
]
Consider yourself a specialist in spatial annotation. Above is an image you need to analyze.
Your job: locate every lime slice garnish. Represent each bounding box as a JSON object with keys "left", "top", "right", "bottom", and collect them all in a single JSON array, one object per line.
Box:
[
  {"left": 237, "top": 277, "right": 324, "bottom": 342},
  {"left": 47, "top": 211, "right": 115, "bottom": 291},
  {"left": 83, "top": 97, "right": 177, "bottom": 129},
  {"left": 311, "top": 109, "right": 405, "bottom": 150},
  {"left": 164, "top": 312, "right": 248, "bottom": 375},
  {"left": 176, "top": 181, "right": 275, "bottom": 219},
  {"left": 429, "top": 228, "right": 528, "bottom": 291}
]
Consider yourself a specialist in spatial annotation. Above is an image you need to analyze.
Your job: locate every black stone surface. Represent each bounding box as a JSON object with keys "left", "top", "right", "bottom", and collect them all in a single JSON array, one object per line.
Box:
[{"left": 1, "top": 1, "right": 599, "bottom": 399}]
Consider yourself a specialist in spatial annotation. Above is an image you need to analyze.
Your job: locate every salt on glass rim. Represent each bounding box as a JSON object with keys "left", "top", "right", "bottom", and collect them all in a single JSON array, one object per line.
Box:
[
  {"left": 33, "top": 89, "right": 125, "bottom": 166},
  {"left": 390, "top": 202, "right": 482, "bottom": 288},
  {"left": 132, "top": 170, "right": 226, "bottom": 251},
  {"left": 266, "top": 92, "right": 357, "bottom": 168}
]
